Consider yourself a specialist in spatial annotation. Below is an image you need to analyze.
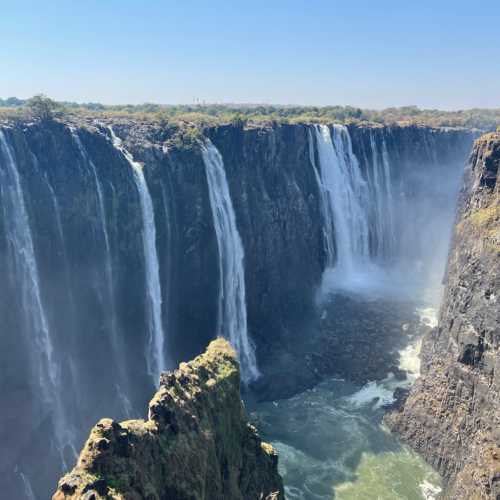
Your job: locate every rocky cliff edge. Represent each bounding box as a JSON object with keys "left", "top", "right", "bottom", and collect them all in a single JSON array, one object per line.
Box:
[
  {"left": 386, "top": 132, "right": 500, "bottom": 499},
  {"left": 53, "top": 338, "right": 284, "bottom": 500}
]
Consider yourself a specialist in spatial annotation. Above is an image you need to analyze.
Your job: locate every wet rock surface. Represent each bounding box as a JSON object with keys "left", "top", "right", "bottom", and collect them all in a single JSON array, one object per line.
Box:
[
  {"left": 386, "top": 132, "right": 500, "bottom": 499},
  {"left": 53, "top": 339, "right": 284, "bottom": 500},
  {"left": 252, "top": 292, "right": 434, "bottom": 402}
]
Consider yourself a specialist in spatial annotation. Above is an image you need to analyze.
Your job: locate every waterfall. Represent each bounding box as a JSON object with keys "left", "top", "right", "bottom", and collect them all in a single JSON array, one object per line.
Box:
[
  {"left": 312, "top": 124, "right": 401, "bottom": 290},
  {"left": 44, "top": 173, "right": 74, "bottom": 303},
  {"left": 108, "top": 127, "right": 166, "bottom": 385},
  {"left": 0, "top": 130, "right": 56, "bottom": 393},
  {"left": 72, "top": 130, "right": 134, "bottom": 415},
  {"left": 19, "top": 471, "right": 35, "bottom": 500},
  {"left": 201, "top": 140, "right": 259, "bottom": 383},
  {"left": 368, "top": 132, "right": 385, "bottom": 257},
  {"left": 313, "top": 124, "right": 371, "bottom": 280},
  {"left": 72, "top": 131, "right": 118, "bottom": 344},
  {"left": 308, "top": 129, "right": 336, "bottom": 265},
  {"left": 381, "top": 138, "right": 396, "bottom": 255},
  {"left": 368, "top": 131, "right": 396, "bottom": 259},
  {"left": 0, "top": 129, "right": 74, "bottom": 468}
]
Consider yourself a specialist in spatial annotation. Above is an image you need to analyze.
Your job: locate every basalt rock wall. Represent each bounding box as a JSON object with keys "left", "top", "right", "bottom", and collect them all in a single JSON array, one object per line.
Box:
[
  {"left": 386, "top": 132, "right": 500, "bottom": 499},
  {"left": 0, "top": 118, "right": 474, "bottom": 499}
]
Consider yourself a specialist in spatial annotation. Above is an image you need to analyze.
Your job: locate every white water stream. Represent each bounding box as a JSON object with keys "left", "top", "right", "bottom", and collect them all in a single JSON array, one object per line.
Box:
[
  {"left": 109, "top": 127, "right": 166, "bottom": 385},
  {"left": 202, "top": 140, "right": 259, "bottom": 383}
]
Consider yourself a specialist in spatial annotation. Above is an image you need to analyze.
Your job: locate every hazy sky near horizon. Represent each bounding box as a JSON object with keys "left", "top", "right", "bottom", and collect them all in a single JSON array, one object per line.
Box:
[{"left": 1, "top": 0, "right": 499, "bottom": 109}]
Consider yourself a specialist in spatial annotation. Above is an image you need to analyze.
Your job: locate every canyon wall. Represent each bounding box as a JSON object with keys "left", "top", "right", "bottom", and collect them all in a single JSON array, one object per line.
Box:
[
  {"left": 0, "top": 118, "right": 474, "bottom": 498},
  {"left": 387, "top": 132, "right": 500, "bottom": 498}
]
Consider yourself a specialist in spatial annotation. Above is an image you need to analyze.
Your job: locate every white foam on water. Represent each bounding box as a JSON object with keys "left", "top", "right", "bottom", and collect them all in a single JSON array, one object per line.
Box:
[
  {"left": 397, "top": 305, "right": 439, "bottom": 381},
  {"left": 251, "top": 374, "right": 443, "bottom": 500},
  {"left": 345, "top": 379, "right": 396, "bottom": 410},
  {"left": 399, "top": 339, "right": 422, "bottom": 378},
  {"left": 417, "top": 307, "right": 439, "bottom": 329},
  {"left": 420, "top": 479, "right": 442, "bottom": 500},
  {"left": 284, "top": 485, "right": 306, "bottom": 500},
  {"left": 272, "top": 439, "right": 353, "bottom": 498}
]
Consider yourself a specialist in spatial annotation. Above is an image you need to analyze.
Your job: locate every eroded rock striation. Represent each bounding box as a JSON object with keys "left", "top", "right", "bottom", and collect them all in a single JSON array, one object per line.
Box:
[
  {"left": 53, "top": 338, "right": 284, "bottom": 500},
  {"left": 386, "top": 132, "right": 500, "bottom": 499}
]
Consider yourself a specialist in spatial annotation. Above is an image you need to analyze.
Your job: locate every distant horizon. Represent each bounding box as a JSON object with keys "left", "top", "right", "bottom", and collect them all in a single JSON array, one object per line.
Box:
[
  {"left": 1, "top": 96, "right": 499, "bottom": 113},
  {"left": 1, "top": 1, "right": 499, "bottom": 109}
]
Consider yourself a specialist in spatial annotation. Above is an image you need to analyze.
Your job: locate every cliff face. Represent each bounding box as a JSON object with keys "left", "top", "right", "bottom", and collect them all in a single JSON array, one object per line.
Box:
[
  {"left": 0, "top": 122, "right": 151, "bottom": 499},
  {"left": 111, "top": 121, "right": 325, "bottom": 361},
  {"left": 53, "top": 338, "right": 284, "bottom": 500},
  {"left": 0, "top": 118, "right": 474, "bottom": 499},
  {"left": 349, "top": 124, "right": 475, "bottom": 273},
  {"left": 208, "top": 124, "right": 324, "bottom": 346},
  {"left": 386, "top": 132, "right": 500, "bottom": 499}
]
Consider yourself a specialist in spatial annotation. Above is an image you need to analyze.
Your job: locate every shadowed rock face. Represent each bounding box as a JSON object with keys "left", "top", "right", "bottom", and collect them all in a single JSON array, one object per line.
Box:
[
  {"left": 207, "top": 124, "right": 325, "bottom": 348},
  {"left": 386, "top": 132, "right": 500, "bottom": 499},
  {"left": 0, "top": 118, "right": 474, "bottom": 498},
  {"left": 52, "top": 338, "right": 284, "bottom": 500}
]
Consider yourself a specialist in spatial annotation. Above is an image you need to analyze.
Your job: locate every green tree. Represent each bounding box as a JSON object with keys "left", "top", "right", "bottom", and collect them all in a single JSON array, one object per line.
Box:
[
  {"left": 230, "top": 113, "right": 247, "bottom": 128},
  {"left": 26, "top": 94, "right": 58, "bottom": 121}
]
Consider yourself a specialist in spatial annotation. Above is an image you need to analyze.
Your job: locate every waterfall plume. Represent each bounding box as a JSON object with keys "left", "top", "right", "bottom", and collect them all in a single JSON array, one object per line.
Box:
[
  {"left": 202, "top": 140, "right": 259, "bottom": 383},
  {"left": 108, "top": 127, "right": 166, "bottom": 385}
]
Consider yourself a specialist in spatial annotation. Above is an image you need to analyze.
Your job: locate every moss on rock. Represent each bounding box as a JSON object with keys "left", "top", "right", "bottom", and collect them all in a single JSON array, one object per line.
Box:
[{"left": 53, "top": 339, "right": 284, "bottom": 500}]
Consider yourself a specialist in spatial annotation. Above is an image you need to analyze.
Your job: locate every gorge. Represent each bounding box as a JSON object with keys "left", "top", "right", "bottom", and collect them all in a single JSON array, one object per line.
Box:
[
  {"left": 0, "top": 115, "right": 492, "bottom": 499},
  {"left": 387, "top": 131, "right": 500, "bottom": 499}
]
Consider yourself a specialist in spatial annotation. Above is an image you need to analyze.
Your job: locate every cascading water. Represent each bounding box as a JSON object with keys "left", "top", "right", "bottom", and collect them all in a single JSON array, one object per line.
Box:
[
  {"left": 312, "top": 124, "right": 401, "bottom": 292},
  {"left": 0, "top": 130, "right": 56, "bottom": 400},
  {"left": 19, "top": 471, "right": 35, "bottom": 500},
  {"left": 72, "top": 131, "right": 118, "bottom": 343},
  {"left": 42, "top": 170, "right": 75, "bottom": 312},
  {"left": 108, "top": 127, "right": 166, "bottom": 385},
  {"left": 380, "top": 137, "right": 396, "bottom": 255},
  {"left": 307, "top": 128, "right": 336, "bottom": 264},
  {"left": 159, "top": 180, "right": 173, "bottom": 360},
  {"left": 312, "top": 124, "right": 371, "bottom": 283},
  {"left": 72, "top": 130, "right": 132, "bottom": 415},
  {"left": 201, "top": 140, "right": 259, "bottom": 383},
  {"left": 367, "top": 131, "right": 396, "bottom": 260},
  {"left": 0, "top": 130, "right": 74, "bottom": 469}
]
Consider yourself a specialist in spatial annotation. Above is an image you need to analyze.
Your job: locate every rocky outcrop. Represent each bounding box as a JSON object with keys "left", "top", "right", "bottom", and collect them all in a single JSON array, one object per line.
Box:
[
  {"left": 52, "top": 338, "right": 284, "bottom": 500},
  {"left": 386, "top": 132, "right": 500, "bottom": 499}
]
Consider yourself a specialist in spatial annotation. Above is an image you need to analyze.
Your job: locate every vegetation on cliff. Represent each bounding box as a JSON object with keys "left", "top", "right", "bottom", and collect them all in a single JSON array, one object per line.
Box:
[
  {"left": 1, "top": 96, "right": 500, "bottom": 130},
  {"left": 53, "top": 339, "right": 284, "bottom": 500}
]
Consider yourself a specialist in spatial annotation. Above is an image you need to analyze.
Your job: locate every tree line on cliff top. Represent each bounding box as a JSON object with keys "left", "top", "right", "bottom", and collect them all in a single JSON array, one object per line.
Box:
[{"left": 1, "top": 95, "right": 499, "bottom": 130}]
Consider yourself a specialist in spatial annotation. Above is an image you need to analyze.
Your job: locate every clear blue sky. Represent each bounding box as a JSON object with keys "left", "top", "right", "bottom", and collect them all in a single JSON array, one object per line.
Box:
[{"left": 1, "top": 0, "right": 499, "bottom": 109}]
